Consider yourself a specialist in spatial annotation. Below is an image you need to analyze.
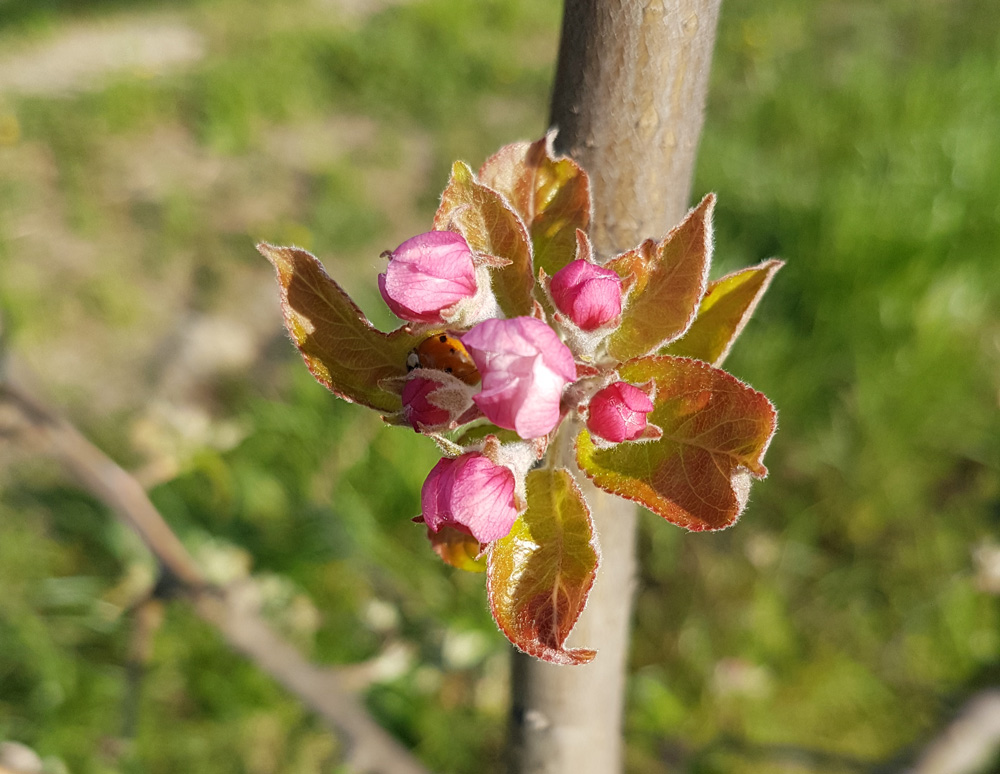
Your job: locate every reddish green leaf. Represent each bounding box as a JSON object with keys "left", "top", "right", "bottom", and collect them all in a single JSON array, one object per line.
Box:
[
  {"left": 665, "top": 260, "right": 784, "bottom": 366},
  {"left": 605, "top": 194, "right": 715, "bottom": 362},
  {"left": 487, "top": 468, "right": 599, "bottom": 665},
  {"left": 478, "top": 137, "right": 591, "bottom": 276},
  {"left": 576, "top": 356, "right": 776, "bottom": 531},
  {"left": 260, "top": 243, "right": 420, "bottom": 413},
  {"left": 433, "top": 161, "right": 534, "bottom": 317},
  {"left": 427, "top": 525, "right": 486, "bottom": 573}
]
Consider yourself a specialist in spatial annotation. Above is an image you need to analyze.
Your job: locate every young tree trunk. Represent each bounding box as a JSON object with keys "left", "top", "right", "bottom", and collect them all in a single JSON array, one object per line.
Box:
[{"left": 508, "top": 2, "right": 722, "bottom": 772}]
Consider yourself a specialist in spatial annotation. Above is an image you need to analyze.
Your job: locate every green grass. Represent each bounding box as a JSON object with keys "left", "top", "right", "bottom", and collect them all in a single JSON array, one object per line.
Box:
[{"left": 1, "top": 0, "right": 998, "bottom": 772}]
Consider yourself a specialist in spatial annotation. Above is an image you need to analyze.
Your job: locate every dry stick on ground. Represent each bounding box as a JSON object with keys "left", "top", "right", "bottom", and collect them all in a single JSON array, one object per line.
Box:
[
  {"left": 507, "top": 2, "right": 723, "bottom": 773},
  {"left": 0, "top": 375, "right": 432, "bottom": 774}
]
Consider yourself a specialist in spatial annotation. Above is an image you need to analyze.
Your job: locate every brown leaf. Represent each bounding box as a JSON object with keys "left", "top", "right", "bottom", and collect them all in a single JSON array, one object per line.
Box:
[
  {"left": 478, "top": 136, "right": 592, "bottom": 277},
  {"left": 606, "top": 194, "right": 715, "bottom": 362},
  {"left": 433, "top": 161, "right": 534, "bottom": 318},
  {"left": 426, "top": 525, "right": 486, "bottom": 572},
  {"left": 260, "top": 243, "right": 420, "bottom": 413}
]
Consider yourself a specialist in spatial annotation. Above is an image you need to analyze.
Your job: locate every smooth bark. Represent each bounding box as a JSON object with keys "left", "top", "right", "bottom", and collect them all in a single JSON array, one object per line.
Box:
[{"left": 509, "top": 2, "right": 722, "bottom": 772}]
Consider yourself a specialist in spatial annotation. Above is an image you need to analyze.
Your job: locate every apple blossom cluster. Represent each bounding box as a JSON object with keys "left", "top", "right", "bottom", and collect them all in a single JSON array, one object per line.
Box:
[
  {"left": 380, "top": 230, "right": 653, "bottom": 546},
  {"left": 262, "top": 136, "right": 779, "bottom": 663}
]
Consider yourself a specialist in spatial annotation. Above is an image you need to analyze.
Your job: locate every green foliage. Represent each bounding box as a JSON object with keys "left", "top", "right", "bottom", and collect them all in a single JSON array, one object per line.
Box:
[
  {"left": 626, "top": 0, "right": 1000, "bottom": 768},
  {"left": 0, "top": 0, "right": 998, "bottom": 772}
]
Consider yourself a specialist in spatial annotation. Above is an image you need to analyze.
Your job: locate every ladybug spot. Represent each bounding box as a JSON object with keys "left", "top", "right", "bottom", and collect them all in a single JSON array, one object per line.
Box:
[{"left": 438, "top": 334, "right": 448, "bottom": 343}]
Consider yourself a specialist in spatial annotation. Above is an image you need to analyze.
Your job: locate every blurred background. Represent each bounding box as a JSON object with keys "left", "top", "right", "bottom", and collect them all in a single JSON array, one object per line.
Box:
[{"left": 0, "top": 0, "right": 997, "bottom": 772}]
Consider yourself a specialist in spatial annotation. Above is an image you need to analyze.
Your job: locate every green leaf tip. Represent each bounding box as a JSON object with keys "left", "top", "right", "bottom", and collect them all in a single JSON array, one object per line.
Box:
[{"left": 665, "top": 259, "right": 784, "bottom": 366}]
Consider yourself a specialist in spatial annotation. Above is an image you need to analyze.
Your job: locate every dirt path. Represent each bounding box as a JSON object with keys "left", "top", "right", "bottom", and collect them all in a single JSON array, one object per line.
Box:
[{"left": 0, "top": 16, "right": 205, "bottom": 95}]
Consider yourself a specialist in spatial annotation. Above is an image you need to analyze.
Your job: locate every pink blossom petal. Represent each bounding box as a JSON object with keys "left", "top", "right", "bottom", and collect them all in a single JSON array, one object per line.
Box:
[
  {"left": 420, "top": 457, "right": 451, "bottom": 531},
  {"left": 419, "top": 453, "right": 518, "bottom": 543},
  {"left": 449, "top": 455, "right": 518, "bottom": 543},
  {"left": 586, "top": 382, "right": 655, "bottom": 443},
  {"left": 463, "top": 317, "right": 577, "bottom": 439},
  {"left": 401, "top": 377, "right": 451, "bottom": 430},
  {"left": 550, "top": 259, "right": 622, "bottom": 331},
  {"left": 379, "top": 231, "right": 477, "bottom": 323}
]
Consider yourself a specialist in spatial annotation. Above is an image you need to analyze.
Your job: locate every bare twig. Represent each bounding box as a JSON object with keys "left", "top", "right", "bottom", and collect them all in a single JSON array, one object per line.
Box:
[
  {"left": 695, "top": 691, "right": 1000, "bottom": 774},
  {"left": 0, "top": 378, "right": 205, "bottom": 588},
  {"left": 898, "top": 690, "right": 1000, "bottom": 774},
  {"left": 193, "top": 584, "right": 430, "bottom": 774},
  {"left": 0, "top": 373, "right": 432, "bottom": 774}
]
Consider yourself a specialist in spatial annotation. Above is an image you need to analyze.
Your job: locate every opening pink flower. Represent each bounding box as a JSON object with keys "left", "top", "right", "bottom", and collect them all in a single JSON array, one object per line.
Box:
[
  {"left": 462, "top": 317, "right": 577, "bottom": 440},
  {"left": 420, "top": 453, "right": 518, "bottom": 543},
  {"left": 586, "top": 382, "right": 654, "bottom": 443},
  {"left": 379, "top": 231, "right": 477, "bottom": 323},
  {"left": 549, "top": 259, "right": 622, "bottom": 331}
]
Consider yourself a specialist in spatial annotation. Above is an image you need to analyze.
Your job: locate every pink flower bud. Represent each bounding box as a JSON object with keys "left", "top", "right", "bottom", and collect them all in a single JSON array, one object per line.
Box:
[
  {"left": 401, "top": 377, "right": 451, "bottom": 430},
  {"left": 462, "top": 317, "right": 577, "bottom": 440},
  {"left": 586, "top": 382, "right": 654, "bottom": 443},
  {"left": 379, "top": 231, "right": 477, "bottom": 323},
  {"left": 420, "top": 453, "right": 518, "bottom": 543},
  {"left": 549, "top": 259, "right": 622, "bottom": 331}
]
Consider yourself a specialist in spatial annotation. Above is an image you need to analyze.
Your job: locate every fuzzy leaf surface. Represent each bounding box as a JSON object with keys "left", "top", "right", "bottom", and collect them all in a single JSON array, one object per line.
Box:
[
  {"left": 665, "top": 259, "right": 784, "bottom": 366},
  {"left": 478, "top": 137, "right": 591, "bottom": 277},
  {"left": 577, "top": 356, "right": 776, "bottom": 531},
  {"left": 260, "top": 243, "right": 420, "bottom": 413},
  {"left": 433, "top": 161, "right": 534, "bottom": 317},
  {"left": 487, "top": 468, "right": 599, "bottom": 665},
  {"left": 606, "top": 194, "right": 715, "bottom": 362}
]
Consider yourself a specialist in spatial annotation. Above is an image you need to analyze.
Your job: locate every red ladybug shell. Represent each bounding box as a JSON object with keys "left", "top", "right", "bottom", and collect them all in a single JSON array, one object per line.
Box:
[{"left": 407, "top": 333, "right": 481, "bottom": 385}]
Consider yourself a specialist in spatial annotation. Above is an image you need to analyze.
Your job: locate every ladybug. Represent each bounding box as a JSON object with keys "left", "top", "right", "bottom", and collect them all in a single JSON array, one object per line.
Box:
[{"left": 406, "top": 333, "right": 481, "bottom": 385}]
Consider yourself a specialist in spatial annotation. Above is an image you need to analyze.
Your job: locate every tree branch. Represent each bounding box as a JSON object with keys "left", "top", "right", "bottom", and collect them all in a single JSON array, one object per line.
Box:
[
  {"left": 0, "top": 371, "right": 432, "bottom": 774},
  {"left": 508, "top": 2, "right": 722, "bottom": 773},
  {"left": 897, "top": 690, "right": 1000, "bottom": 774},
  {"left": 550, "top": 0, "right": 722, "bottom": 254}
]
